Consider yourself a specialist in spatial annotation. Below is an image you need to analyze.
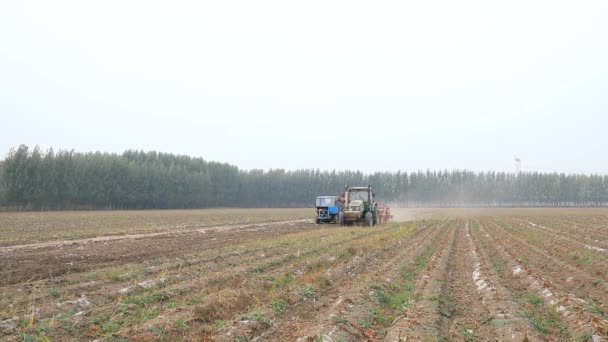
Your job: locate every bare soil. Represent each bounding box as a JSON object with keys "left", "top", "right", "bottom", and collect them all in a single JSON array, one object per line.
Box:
[{"left": 1, "top": 208, "right": 607, "bottom": 341}]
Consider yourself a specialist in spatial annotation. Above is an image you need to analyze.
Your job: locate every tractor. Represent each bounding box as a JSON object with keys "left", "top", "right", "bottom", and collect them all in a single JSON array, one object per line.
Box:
[
  {"left": 315, "top": 196, "right": 341, "bottom": 224},
  {"left": 338, "top": 185, "right": 379, "bottom": 226}
]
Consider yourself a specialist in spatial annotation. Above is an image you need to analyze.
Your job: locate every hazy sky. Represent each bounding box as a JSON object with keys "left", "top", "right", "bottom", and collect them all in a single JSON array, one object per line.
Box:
[{"left": 1, "top": 1, "right": 607, "bottom": 173}]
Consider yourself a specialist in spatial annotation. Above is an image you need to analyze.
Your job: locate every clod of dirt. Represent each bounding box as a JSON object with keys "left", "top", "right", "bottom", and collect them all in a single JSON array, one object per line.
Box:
[
  {"left": 138, "top": 278, "right": 165, "bottom": 289},
  {"left": 138, "top": 280, "right": 154, "bottom": 288},
  {"left": 119, "top": 286, "right": 133, "bottom": 294},
  {"left": 585, "top": 244, "right": 606, "bottom": 252},
  {"left": 512, "top": 265, "right": 523, "bottom": 275},
  {"left": 78, "top": 281, "right": 97, "bottom": 289},
  {"left": 65, "top": 296, "right": 91, "bottom": 307},
  {"left": 0, "top": 316, "right": 19, "bottom": 335},
  {"left": 541, "top": 288, "right": 553, "bottom": 298}
]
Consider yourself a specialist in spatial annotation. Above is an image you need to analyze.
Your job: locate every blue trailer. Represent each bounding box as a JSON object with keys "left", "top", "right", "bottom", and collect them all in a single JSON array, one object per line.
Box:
[{"left": 315, "top": 196, "right": 341, "bottom": 224}]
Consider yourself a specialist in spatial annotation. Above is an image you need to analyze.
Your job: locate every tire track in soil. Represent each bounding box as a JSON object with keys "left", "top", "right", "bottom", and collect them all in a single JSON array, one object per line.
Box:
[
  {"left": 265, "top": 221, "right": 449, "bottom": 342},
  {"left": 474, "top": 220, "right": 608, "bottom": 339},
  {"left": 384, "top": 221, "right": 458, "bottom": 341}
]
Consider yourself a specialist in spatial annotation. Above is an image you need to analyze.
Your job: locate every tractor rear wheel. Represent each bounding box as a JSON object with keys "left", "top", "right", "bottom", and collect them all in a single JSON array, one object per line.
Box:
[{"left": 364, "top": 212, "right": 373, "bottom": 226}]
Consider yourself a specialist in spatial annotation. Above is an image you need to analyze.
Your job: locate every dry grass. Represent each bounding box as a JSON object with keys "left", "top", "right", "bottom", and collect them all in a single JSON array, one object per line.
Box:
[{"left": 194, "top": 290, "right": 255, "bottom": 322}]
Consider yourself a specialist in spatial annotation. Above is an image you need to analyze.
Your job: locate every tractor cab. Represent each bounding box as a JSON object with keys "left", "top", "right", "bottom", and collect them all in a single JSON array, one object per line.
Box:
[{"left": 315, "top": 196, "right": 341, "bottom": 224}]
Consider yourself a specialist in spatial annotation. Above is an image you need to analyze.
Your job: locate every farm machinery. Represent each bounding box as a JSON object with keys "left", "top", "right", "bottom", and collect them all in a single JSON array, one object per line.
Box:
[
  {"left": 338, "top": 185, "right": 393, "bottom": 226},
  {"left": 315, "top": 185, "right": 393, "bottom": 226},
  {"left": 376, "top": 202, "right": 393, "bottom": 224},
  {"left": 315, "top": 196, "right": 342, "bottom": 224}
]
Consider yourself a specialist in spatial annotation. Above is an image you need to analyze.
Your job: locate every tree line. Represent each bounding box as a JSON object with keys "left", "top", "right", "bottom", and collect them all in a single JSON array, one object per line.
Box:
[{"left": 1, "top": 145, "right": 607, "bottom": 210}]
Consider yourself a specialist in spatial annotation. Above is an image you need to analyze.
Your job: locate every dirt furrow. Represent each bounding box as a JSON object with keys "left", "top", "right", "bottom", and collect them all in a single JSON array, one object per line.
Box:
[
  {"left": 270, "top": 222, "right": 449, "bottom": 341},
  {"left": 512, "top": 217, "right": 608, "bottom": 251},
  {"left": 486, "top": 219, "right": 608, "bottom": 306},
  {"left": 510, "top": 218, "right": 608, "bottom": 258},
  {"left": 434, "top": 221, "right": 536, "bottom": 341},
  {"left": 0, "top": 219, "right": 313, "bottom": 251},
  {"left": 123, "top": 223, "right": 433, "bottom": 341},
  {"left": 542, "top": 216, "right": 608, "bottom": 240},
  {"left": 0, "top": 220, "right": 318, "bottom": 286},
  {"left": 384, "top": 222, "right": 458, "bottom": 341},
  {"left": 4, "top": 211, "right": 608, "bottom": 342},
  {"left": 474, "top": 221, "right": 608, "bottom": 339},
  {"left": 467, "top": 221, "right": 541, "bottom": 341},
  {"left": 486, "top": 219, "right": 608, "bottom": 297},
  {"left": 2, "top": 224, "right": 403, "bottom": 341}
]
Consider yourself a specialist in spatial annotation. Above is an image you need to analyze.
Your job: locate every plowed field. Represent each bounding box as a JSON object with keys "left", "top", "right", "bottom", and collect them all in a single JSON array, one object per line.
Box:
[{"left": 1, "top": 208, "right": 607, "bottom": 341}]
